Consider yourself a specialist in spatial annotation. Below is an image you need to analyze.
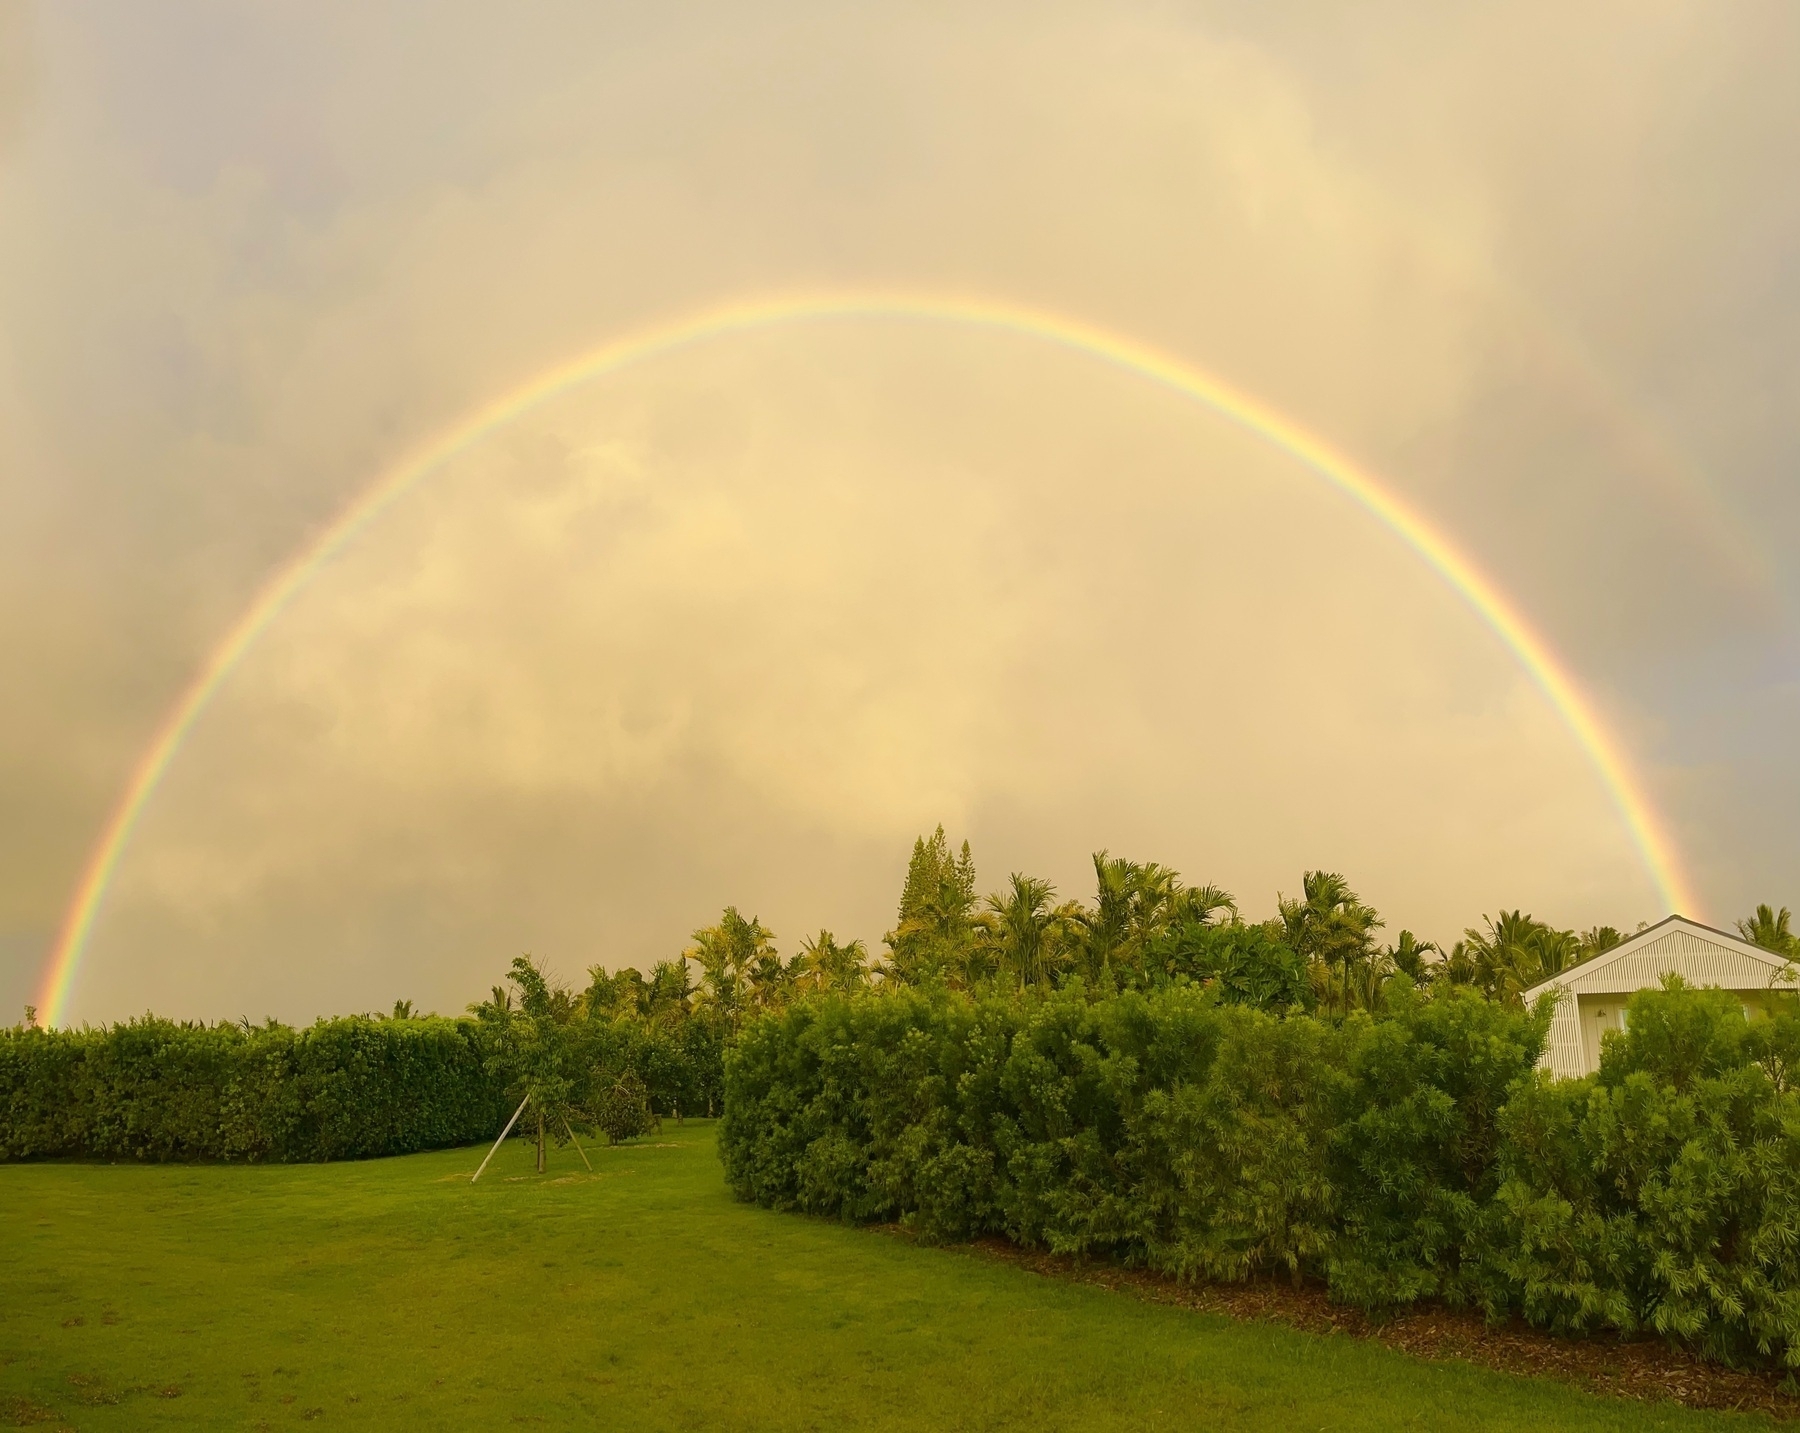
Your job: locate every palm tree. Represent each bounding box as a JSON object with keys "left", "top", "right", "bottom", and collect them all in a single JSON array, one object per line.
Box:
[
  {"left": 647, "top": 958, "right": 694, "bottom": 1017},
  {"left": 1385, "top": 930, "right": 1439, "bottom": 983},
  {"left": 1081, "top": 852, "right": 1137, "bottom": 983},
  {"left": 1739, "top": 905, "right": 1797, "bottom": 957},
  {"left": 1437, "top": 939, "right": 1479, "bottom": 989},
  {"left": 981, "top": 874, "right": 1060, "bottom": 991},
  {"left": 795, "top": 930, "right": 871, "bottom": 994},
  {"left": 1578, "top": 926, "right": 1625, "bottom": 961},
  {"left": 1279, "top": 871, "right": 1384, "bottom": 1016},
  {"left": 1461, "top": 911, "right": 1580, "bottom": 1005},
  {"left": 1527, "top": 925, "right": 1581, "bottom": 981},
  {"left": 1078, "top": 852, "right": 1188, "bottom": 986},
  {"left": 686, "top": 907, "right": 778, "bottom": 1024},
  {"left": 1170, "top": 884, "right": 1237, "bottom": 928}
]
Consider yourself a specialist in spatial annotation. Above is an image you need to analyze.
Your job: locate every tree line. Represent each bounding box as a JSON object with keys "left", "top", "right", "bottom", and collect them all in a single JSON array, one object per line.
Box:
[{"left": 665, "top": 825, "right": 1799, "bottom": 1019}]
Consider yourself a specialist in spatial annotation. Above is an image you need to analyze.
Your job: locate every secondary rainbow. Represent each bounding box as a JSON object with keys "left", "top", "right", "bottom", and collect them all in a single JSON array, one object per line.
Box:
[{"left": 36, "top": 291, "right": 1698, "bottom": 1026}]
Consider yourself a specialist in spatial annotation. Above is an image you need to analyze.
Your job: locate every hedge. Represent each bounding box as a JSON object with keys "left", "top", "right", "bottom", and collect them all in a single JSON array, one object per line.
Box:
[
  {"left": 719, "top": 978, "right": 1800, "bottom": 1369},
  {"left": 0, "top": 1005, "right": 729, "bottom": 1164},
  {"left": 0, "top": 1015, "right": 507, "bottom": 1162}
]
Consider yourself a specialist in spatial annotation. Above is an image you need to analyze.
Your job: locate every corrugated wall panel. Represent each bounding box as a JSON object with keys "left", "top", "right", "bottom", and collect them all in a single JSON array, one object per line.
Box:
[
  {"left": 1541, "top": 999, "right": 1585, "bottom": 1079},
  {"left": 1560, "top": 932, "right": 1786, "bottom": 995}
]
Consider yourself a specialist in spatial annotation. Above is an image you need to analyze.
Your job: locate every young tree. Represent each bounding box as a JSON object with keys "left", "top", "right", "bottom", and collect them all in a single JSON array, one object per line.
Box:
[
  {"left": 471, "top": 956, "right": 582, "bottom": 1174},
  {"left": 590, "top": 1067, "right": 656, "bottom": 1144}
]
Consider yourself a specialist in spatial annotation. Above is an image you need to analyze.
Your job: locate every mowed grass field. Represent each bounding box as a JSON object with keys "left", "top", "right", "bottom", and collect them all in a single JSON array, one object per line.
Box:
[{"left": 0, "top": 1123, "right": 1780, "bottom": 1432}]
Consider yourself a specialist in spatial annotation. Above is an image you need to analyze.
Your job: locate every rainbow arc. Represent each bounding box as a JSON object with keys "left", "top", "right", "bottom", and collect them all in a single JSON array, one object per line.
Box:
[{"left": 36, "top": 292, "right": 1697, "bottom": 1026}]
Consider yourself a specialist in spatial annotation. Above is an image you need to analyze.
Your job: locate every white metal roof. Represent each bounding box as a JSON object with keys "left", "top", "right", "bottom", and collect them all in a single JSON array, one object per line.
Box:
[{"left": 1522, "top": 914, "right": 1792, "bottom": 1003}]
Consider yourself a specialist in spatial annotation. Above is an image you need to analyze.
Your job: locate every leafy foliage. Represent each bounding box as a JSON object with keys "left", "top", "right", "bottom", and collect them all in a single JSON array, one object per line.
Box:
[
  {"left": 1740, "top": 905, "right": 1798, "bottom": 958},
  {"left": 591, "top": 1068, "right": 658, "bottom": 1144},
  {"left": 1485, "top": 977, "right": 1800, "bottom": 1367},
  {"left": 720, "top": 977, "right": 1800, "bottom": 1370}
]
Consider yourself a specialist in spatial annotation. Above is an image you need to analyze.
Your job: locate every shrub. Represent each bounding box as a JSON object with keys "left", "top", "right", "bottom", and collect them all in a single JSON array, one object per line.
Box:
[
  {"left": 1485, "top": 979, "right": 1800, "bottom": 1368},
  {"left": 721, "top": 977, "right": 1800, "bottom": 1370},
  {"left": 590, "top": 1068, "right": 658, "bottom": 1144},
  {"left": 1328, "top": 983, "right": 1549, "bottom": 1307}
]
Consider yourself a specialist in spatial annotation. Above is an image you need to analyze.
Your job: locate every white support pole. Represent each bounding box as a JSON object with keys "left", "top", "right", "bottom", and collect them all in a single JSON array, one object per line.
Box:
[
  {"left": 471, "top": 1094, "right": 530, "bottom": 1184},
  {"left": 562, "top": 1115, "right": 594, "bottom": 1173}
]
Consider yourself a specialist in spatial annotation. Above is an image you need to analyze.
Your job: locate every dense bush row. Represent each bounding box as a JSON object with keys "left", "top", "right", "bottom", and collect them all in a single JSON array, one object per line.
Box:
[
  {"left": 0, "top": 1015, "right": 506, "bottom": 1162},
  {"left": 720, "top": 978, "right": 1800, "bottom": 1369},
  {"left": 0, "top": 1004, "right": 726, "bottom": 1163}
]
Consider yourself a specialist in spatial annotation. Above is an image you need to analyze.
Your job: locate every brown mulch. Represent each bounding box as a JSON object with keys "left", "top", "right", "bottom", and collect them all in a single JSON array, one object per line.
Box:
[{"left": 901, "top": 1231, "right": 1800, "bottom": 1421}]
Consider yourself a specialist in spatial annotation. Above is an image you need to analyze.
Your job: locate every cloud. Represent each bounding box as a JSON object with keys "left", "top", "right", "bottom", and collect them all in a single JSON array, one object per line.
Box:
[
  {"left": 3, "top": 1, "right": 1796, "bottom": 1021},
  {"left": 85, "top": 330, "right": 1655, "bottom": 1020}
]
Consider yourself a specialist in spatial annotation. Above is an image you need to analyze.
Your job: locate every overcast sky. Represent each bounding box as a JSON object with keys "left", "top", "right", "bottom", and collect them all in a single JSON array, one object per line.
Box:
[{"left": 3, "top": 1, "right": 1797, "bottom": 1025}]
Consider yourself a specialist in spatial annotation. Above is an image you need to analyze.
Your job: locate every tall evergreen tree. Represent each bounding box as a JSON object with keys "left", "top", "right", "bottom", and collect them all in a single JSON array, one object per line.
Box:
[{"left": 884, "top": 826, "right": 979, "bottom": 985}]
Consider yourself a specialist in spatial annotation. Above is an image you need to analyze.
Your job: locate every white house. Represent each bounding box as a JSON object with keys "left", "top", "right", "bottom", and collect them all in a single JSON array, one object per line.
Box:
[{"left": 1523, "top": 915, "right": 1796, "bottom": 1078}]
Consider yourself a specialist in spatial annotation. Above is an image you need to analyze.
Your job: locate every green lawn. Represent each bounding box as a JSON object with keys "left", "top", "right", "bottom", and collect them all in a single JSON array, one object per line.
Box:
[{"left": 0, "top": 1123, "right": 1777, "bottom": 1431}]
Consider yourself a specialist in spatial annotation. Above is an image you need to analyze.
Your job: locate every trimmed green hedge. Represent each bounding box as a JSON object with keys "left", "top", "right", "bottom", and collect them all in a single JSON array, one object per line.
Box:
[
  {"left": 720, "top": 979, "right": 1800, "bottom": 1369},
  {"left": 0, "top": 1016, "right": 506, "bottom": 1162}
]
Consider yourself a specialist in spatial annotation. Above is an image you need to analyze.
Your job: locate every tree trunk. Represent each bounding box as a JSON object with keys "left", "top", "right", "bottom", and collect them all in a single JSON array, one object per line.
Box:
[{"left": 536, "top": 1110, "right": 546, "bottom": 1173}]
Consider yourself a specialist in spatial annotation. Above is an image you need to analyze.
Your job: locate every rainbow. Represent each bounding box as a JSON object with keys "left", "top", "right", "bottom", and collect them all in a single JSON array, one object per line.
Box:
[{"left": 35, "top": 291, "right": 1699, "bottom": 1026}]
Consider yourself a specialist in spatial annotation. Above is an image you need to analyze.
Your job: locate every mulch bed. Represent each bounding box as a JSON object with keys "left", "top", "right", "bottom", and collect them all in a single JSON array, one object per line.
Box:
[{"left": 900, "top": 1231, "right": 1800, "bottom": 1420}]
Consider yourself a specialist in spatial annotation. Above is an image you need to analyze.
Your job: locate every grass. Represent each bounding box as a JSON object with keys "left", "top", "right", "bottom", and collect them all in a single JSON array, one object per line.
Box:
[{"left": 0, "top": 1123, "right": 1780, "bottom": 1431}]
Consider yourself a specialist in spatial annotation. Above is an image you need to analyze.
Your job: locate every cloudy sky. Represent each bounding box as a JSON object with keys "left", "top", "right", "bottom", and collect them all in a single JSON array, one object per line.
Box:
[{"left": 2, "top": 1, "right": 1797, "bottom": 1025}]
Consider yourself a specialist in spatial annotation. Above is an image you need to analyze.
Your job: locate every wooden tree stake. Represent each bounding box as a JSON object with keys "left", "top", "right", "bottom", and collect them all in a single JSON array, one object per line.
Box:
[
  {"left": 562, "top": 1115, "right": 594, "bottom": 1172},
  {"left": 471, "top": 1094, "right": 530, "bottom": 1184}
]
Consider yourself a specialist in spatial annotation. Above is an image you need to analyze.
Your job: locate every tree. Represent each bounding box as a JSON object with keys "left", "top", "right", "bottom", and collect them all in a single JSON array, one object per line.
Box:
[
  {"left": 1070, "top": 852, "right": 1214, "bottom": 987},
  {"left": 1384, "top": 930, "right": 1439, "bottom": 983},
  {"left": 1150, "top": 918, "right": 1311, "bottom": 1010},
  {"left": 1170, "top": 883, "right": 1237, "bottom": 930},
  {"left": 471, "top": 956, "right": 582, "bottom": 1174},
  {"left": 884, "top": 827, "right": 979, "bottom": 985},
  {"left": 646, "top": 959, "right": 694, "bottom": 1017},
  {"left": 978, "top": 873, "right": 1062, "bottom": 991},
  {"left": 590, "top": 1067, "right": 656, "bottom": 1144},
  {"left": 1460, "top": 910, "right": 1581, "bottom": 1005},
  {"left": 686, "top": 907, "right": 778, "bottom": 1024},
  {"left": 1579, "top": 926, "right": 1625, "bottom": 960},
  {"left": 1279, "top": 871, "right": 1384, "bottom": 1016},
  {"left": 584, "top": 965, "right": 649, "bottom": 1020},
  {"left": 1738, "top": 904, "right": 1797, "bottom": 957},
  {"left": 794, "top": 930, "right": 871, "bottom": 995},
  {"left": 1437, "top": 939, "right": 1480, "bottom": 990}
]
